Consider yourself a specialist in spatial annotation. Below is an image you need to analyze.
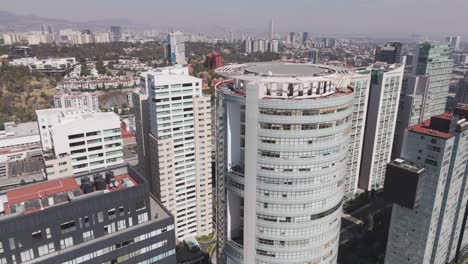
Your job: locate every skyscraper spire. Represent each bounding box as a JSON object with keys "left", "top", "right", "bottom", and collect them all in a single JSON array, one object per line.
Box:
[{"left": 268, "top": 18, "right": 274, "bottom": 40}]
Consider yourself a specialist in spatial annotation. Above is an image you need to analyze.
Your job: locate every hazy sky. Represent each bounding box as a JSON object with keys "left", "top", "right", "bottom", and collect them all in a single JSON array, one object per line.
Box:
[{"left": 1, "top": 0, "right": 467, "bottom": 38}]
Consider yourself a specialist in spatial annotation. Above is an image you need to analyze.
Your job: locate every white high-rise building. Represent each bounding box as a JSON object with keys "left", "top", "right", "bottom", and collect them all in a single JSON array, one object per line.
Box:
[
  {"left": 135, "top": 67, "right": 212, "bottom": 240},
  {"left": 344, "top": 70, "right": 371, "bottom": 199},
  {"left": 385, "top": 107, "right": 468, "bottom": 264},
  {"left": 165, "top": 32, "right": 186, "bottom": 65},
  {"left": 36, "top": 109, "right": 123, "bottom": 179},
  {"left": 358, "top": 63, "right": 404, "bottom": 191},
  {"left": 54, "top": 92, "right": 100, "bottom": 111},
  {"left": 215, "top": 62, "right": 357, "bottom": 264}
]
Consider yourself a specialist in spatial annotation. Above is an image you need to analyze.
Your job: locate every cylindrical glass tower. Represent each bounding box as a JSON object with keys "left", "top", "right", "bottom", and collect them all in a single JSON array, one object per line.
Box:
[{"left": 215, "top": 63, "right": 355, "bottom": 264}]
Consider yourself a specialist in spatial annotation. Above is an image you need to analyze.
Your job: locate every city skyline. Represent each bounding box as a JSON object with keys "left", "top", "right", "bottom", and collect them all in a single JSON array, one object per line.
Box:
[{"left": 0, "top": 0, "right": 467, "bottom": 38}]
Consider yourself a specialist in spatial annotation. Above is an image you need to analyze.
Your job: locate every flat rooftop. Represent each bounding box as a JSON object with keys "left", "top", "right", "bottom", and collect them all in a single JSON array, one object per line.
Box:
[
  {"left": 409, "top": 112, "right": 460, "bottom": 139},
  {"left": 1, "top": 172, "right": 138, "bottom": 217},
  {"left": 0, "top": 157, "right": 45, "bottom": 190},
  {"left": 390, "top": 158, "right": 425, "bottom": 174},
  {"left": 216, "top": 62, "right": 340, "bottom": 79}
]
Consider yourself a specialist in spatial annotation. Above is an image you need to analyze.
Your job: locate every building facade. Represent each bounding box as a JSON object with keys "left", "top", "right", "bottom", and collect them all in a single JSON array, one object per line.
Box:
[
  {"left": 165, "top": 32, "right": 186, "bottom": 65},
  {"left": 0, "top": 164, "right": 176, "bottom": 264},
  {"left": 385, "top": 107, "right": 468, "bottom": 264},
  {"left": 215, "top": 63, "right": 356, "bottom": 263},
  {"left": 358, "top": 63, "right": 404, "bottom": 191},
  {"left": 136, "top": 68, "right": 212, "bottom": 240},
  {"left": 54, "top": 92, "right": 100, "bottom": 111},
  {"left": 392, "top": 42, "right": 453, "bottom": 158},
  {"left": 36, "top": 109, "right": 124, "bottom": 178},
  {"left": 375, "top": 42, "right": 403, "bottom": 64},
  {"left": 343, "top": 70, "right": 371, "bottom": 199}
]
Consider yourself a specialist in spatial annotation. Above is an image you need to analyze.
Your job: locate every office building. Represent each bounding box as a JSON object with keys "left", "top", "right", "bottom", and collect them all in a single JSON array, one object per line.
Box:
[
  {"left": 375, "top": 42, "right": 403, "bottom": 64},
  {"left": 215, "top": 62, "right": 356, "bottom": 263},
  {"left": 36, "top": 109, "right": 124, "bottom": 178},
  {"left": 205, "top": 52, "right": 223, "bottom": 70},
  {"left": 110, "top": 26, "right": 122, "bottom": 42},
  {"left": 392, "top": 42, "right": 453, "bottom": 158},
  {"left": 455, "top": 76, "right": 468, "bottom": 105},
  {"left": 165, "top": 32, "right": 186, "bottom": 65},
  {"left": 135, "top": 68, "right": 212, "bottom": 240},
  {"left": 446, "top": 36, "right": 462, "bottom": 52},
  {"left": 302, "top": 32, "right": 309, "bottom": 44},
  {"left": 413, "top": 42, "right": 453, "bottom": 120},
  {"left": 358, "top": 63, "right": 404, "bottom": 191},
  {"left": 54, "top": 92, "right": 100, "bottom": 111},
  {"left": 308, "top": 49, "right": 319, "bottom": 64},
  {"left": 0, "top": 163, "right": 176, "bottom": 264},
  {"left": 385, "top": 107, "right": 468, "bottom": 264}
]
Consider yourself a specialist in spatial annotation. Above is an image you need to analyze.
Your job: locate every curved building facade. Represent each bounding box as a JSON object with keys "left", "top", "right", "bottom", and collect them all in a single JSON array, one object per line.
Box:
[{"left": 215, "top": 63, "right": 355, "bottom": 264}]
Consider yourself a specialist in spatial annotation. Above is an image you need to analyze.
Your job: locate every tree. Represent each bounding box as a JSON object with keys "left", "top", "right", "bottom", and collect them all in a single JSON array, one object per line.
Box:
[{"left": 80, "top": 62, "right": 90, "bottom": 76}]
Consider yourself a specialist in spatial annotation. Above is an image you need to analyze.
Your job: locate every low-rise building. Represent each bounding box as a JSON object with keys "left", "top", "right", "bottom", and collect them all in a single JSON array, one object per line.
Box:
[{"left": 0, "top": 163, "right": 176, "bottom": 264}]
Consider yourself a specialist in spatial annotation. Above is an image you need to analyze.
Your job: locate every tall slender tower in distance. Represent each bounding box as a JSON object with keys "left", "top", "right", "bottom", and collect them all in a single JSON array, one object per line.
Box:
[{"left": 268, "top": 19, "right": 274, "bottom": 40}]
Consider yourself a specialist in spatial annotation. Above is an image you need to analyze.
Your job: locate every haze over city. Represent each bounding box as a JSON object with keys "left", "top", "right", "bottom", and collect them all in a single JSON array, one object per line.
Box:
[{"left": 0, "top": 0, "right": 467, "bottom": 38}]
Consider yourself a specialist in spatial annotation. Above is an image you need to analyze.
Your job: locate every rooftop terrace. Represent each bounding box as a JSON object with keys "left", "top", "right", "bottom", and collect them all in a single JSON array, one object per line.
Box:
[{"left": 1, "top": 171, "right": 138, "bottom": 217}]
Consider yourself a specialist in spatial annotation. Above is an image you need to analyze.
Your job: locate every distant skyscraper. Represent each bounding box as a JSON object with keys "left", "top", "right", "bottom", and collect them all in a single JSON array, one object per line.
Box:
[
  {"left": 244, "top": 38, "right": 253, "bottom": 53},
  {"left": 446, "top": 36, "right": 462, "bottom": 51},
  {"left": 358, "top": 63, "right": 404, "bottom": 191},
  {"left": 375, "top": 42, "right": 403, "bottom": 64},
  {"left": 268, "top": 19, "right": 274, "bottom": 40},
  {"left": 110, "top": 26, "right": 122, "bottom": 42},
  {"left": 40, "top": 24, "right": 53, "bottom": 34},
  {"left": 302, "top": 32, "right": 309, "bottom": 44},
  {"left": 164, "top": 32, "right": 186, "bottom": 65},
  {"left": 307, "top": 48, "right": 319, "bottom": 63},
  {"left": 215, "top": 62, "right": 358, "bottom": 264},
  {"left": 385, "top": 107, "right": 468, "bottom": 264}
]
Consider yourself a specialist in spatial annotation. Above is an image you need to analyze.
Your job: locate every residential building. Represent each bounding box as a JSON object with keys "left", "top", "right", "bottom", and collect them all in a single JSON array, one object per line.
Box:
[
  {"left": 385, "top": 107, "right": 468, "bottom": 264},
  {"left": 0, "top": 122, "right": 41, "bottom": 162},
  {"left": 215, "top": 62, "right": 356, "bottom": 263},
  {"left": 446, "top": 36, "right": 462, "bottom": 52},
  {"left": 36, "top": 109, "right": 124, "bottom": 178},
  {"left": 0, "top": 163, "right": 176, "bottom": 264},
  {"left": 165, "top": 32, "right": 186, "bottom": 65},
  {"left": 375, "top": 42, "right": 403, "bottom": 64},
  {"left": 392, "top": 42, "right": 453, "bottom": 158},
  {"left": 133, "top": 65, "right": 189, "bottom": 195},
  {"left": 344, "top": 70, "right": 371, "bottom": 200},
  {"left": 135, "top": 67, "right": 212, "bottom": 240},
  {"left": 54, "top": 92, "right": 100, "bottom": 111},
  {"left": 308, "top": 49, "right": 319, "bottom": 64},
  {"left": 358, "top": 63, "right": 404, "bottom": 191}
]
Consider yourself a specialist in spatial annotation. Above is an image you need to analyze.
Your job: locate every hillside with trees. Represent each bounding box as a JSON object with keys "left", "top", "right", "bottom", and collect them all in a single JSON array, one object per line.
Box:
[{"left": 0, "top": 64, "right": 56, "bottom": 127}]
